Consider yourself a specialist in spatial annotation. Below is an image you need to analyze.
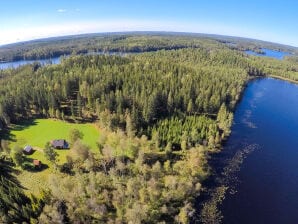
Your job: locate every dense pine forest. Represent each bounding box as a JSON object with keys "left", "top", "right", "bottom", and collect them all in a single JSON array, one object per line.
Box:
[
  {"left": 1, "top": 34, "right": 298, "bottom": 223},
  {"left": 1, "top": 32, "right": 297, "bottom": 62}
]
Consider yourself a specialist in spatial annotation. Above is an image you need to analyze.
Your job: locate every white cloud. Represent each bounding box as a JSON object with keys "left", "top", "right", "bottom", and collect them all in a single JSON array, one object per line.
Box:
[{"left": 57, "top": 9, "right": 67, "bottom": 13}]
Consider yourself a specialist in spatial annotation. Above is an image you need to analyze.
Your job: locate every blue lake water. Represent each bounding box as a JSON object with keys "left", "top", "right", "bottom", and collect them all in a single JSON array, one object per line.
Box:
[
  {"left": 245, "top": 48, "right": 290, "bottom": 60},
  {"left": 0, "top": 57, "right": 61, "bottom": 70},
  {"left": 0, "top": 51, "right": 130, "bottom": 70},
  {"left": 220, "top": 78, "right": 298, "bottom": 223},
  {"left": 0, "top": 48, "right": 290, "bottom": 70}
]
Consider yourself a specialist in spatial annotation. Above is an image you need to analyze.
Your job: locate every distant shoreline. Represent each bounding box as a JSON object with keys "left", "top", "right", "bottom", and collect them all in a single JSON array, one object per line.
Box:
[{"left": 269, "top": 75, "right": 298, "bottom": 85}]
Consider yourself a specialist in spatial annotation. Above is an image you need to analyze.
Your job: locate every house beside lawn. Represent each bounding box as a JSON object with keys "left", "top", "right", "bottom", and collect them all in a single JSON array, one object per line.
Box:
[
  {"left": 33, "top": 159, "right": 41, "bottom": 169},
  {"left": 23, "top": 145, "right": 33, "bottom": 154},
  {"left": 51, "top": 139, "right": 69, "bottom": 149}
]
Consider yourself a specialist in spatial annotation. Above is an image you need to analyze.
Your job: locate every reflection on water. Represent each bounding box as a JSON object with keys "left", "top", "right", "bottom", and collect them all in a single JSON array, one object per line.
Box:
[
  {"left": 199, "top": 78, "right": 298, "bottom": 224},
  {"left": 245, "top": 48, "right": 290, "bottom": 60},
  {"left": 223, "top": 78, "right": 298, "bottom": 223},
  {"left": 0, "top": 57, "right": 61, "bottom": 70},
  {"left": 0, "top": 51, "right": 131, "bottom": 70}
]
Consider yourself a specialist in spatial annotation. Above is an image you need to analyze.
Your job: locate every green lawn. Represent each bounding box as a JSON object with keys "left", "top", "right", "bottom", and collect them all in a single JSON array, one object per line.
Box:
[
  {"left": 10, "top": 119, "right": 100, "bottom": 151},
  {"left": 8, "top": 119, "right": 100, "bottom": 194}
]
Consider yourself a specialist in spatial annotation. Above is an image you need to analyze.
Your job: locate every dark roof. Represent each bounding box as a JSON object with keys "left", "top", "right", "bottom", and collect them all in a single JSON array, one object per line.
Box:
[
  {"left": 51, "top": 139, "right": 68, "bottom": 148},
  {"left": 33, "top": 160, "right": 41, "bottom": 166},
  {"left": 23, "top": 145, "right": 33, "bottom": 152}
]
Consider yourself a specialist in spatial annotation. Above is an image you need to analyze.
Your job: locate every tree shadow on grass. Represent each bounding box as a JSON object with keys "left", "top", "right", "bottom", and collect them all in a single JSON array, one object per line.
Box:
[
  {"left": 0, "top": 157, "right": 23, "bottom": 188},
  {"left": 22, "top": 157, "right": 49, "bottom": 172},
  {"left": 0, "top": 128, "right": 15, "bottom": 142},
  {"left": 10, "top": 119, "right": 38, "bottom": 132},
  {"left": 0, "top": 119, "right": 38, "bottom": 142}
]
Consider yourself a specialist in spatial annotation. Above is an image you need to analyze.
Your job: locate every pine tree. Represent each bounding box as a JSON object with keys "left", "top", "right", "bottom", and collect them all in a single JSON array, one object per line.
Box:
[
  {"left": 43, "top": 142, "right": 57, "bottom": 164},
  {"left": 11, "top": 146, "right": 23, "bottom": 167}
]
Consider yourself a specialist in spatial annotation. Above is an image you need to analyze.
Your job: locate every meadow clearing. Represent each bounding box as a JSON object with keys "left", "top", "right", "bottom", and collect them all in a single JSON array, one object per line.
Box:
[{"left": 8, "top": 119, "right": 100, "bottom": 194}]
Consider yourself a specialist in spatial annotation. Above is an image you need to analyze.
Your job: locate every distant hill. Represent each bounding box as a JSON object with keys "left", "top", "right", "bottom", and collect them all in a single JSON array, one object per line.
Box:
[{"left": 1, "top": 31, "right": 298, "bottom": 62}]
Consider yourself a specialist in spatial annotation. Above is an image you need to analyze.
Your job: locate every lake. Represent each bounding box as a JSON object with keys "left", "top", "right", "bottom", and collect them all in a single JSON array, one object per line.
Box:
[
  {"left": 218, "top": 78, "right": 298, "bottom": 223},
  {"left": 0, "top": 57, "right": 61, "bottom": 70},
  {"left": 245, "top": 48, "right": 290, "bottom": 60},
  {"left": 0, "top": 51, "right": 130, "bottom": 70},
  {"left": 0, "top": 48, "right": 290, "bottom": 70}
]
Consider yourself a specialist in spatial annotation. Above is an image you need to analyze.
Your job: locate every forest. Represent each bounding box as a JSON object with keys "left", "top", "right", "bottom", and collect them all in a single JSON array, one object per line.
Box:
[
  {"left": 1, "top": 32, "right": 297, "bottom": 62},
  {"left": 1, "top": 34, "right": 298, "bottom": 223},
  {"left": 0, "top": 33, "right": 204, "bottom": 62}
]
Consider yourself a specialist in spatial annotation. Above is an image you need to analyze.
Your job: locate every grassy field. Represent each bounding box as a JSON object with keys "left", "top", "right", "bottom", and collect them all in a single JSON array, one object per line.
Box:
[
  {"left": 10, "top": 119, "right": 100, "bottom": 150},
  {"left": 7, "top": 119, "right": 100, "bottom": 194}
]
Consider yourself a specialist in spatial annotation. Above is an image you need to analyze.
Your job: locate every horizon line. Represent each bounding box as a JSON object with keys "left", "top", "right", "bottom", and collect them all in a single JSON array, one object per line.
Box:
[{"left": 0, "top": 30, "right": 297, "bottom": 49}]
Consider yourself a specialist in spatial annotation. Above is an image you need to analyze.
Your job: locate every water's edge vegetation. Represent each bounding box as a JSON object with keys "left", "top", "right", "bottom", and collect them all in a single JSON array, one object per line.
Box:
[
  {"left": 220, "top": 77, "right": 298, "bottom": 223},
  {"left": 1, "top": 34, "right": 298, "bottom": 223}
]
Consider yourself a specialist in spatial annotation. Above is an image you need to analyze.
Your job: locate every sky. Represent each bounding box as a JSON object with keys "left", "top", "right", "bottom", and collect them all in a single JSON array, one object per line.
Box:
[{"left": 1, "top": 0, "right": 298, "bottom": 46}]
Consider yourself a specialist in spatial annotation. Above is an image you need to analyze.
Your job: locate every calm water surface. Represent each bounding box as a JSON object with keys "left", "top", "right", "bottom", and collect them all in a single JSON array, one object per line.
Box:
[
  {"left": 221, "top": 78, "right": 298, "bottom": 223},
  {"left": 0, "top": 57, "right": 61, "bottom": 70},
  {"left": 245, "top": 48, "right": 290, "bottom": 60},
  {"left": 0, "top": 48, "right": 289, "bottom": 70},
  {"left": 0, "top": 52, "right": 130, "bottom": 70}
]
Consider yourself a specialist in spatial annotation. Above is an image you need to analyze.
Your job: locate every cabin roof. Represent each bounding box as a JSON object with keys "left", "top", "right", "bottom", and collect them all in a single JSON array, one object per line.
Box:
[
  {"left": 23, "top": 145, "right": 33, "bottom": 152},
  {"left": 33, "top": 159, "right": 41, "bottom": 166},
  {"left": 51, "top": 139, "right": 68, "bottom": 148}
]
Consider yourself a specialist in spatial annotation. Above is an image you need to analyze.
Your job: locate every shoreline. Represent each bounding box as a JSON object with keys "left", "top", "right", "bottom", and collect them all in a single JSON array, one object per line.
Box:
[
  {"left": 196, "top": 74, "right": 298, "bottom": 222},
  {"left": 268, "top": 75, "right": 298, "bottom": 85}
]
